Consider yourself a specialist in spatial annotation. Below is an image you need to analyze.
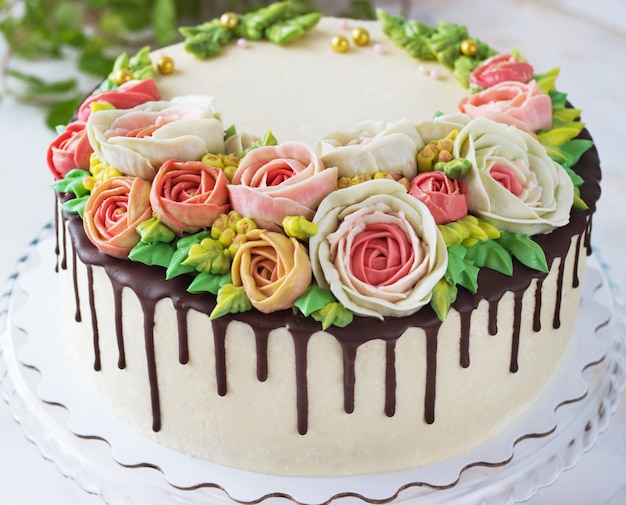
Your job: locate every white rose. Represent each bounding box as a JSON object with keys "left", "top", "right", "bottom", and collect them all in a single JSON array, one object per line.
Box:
[
  {"left": 315, "top": 119, "right": 423, "bottom": 179},
  {"left": 309, "top": 179, "right": 448, "bottom": 319},
  {"left": 455, "top": 118, "right": 574, "bottom": 235},
  {"left": 87, "top": 95, "right": 225, "bottom": 180}
]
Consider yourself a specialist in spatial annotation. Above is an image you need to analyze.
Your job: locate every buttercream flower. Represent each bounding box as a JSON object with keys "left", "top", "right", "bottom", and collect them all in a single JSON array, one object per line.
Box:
[
  {"left": 458, "top": 80, "right": 552, "bottom": 132},
  {"left": 310, "top": 179, "right": 447, "bottom": 319},
  {"left": 456, "top": 118, "right": 574, "bottom": 235},
  {"left": 87, "top": 95, "right": 225, "bottom": 180},
  {"left": 231, "top": 228, "right": 312, "bottom": 313},
  {"left": 469, "top": 54, "right": 534, "bottom": 89},
  {"left": 47, "top": 121, "right": 93, "bottom": 180},
  {"left": 409, "top": 171, "right": 468, "bottom": 224},
  {"left": 83, "top": 176, "right": 153, "bottom": 258},
  {"left": 228, "top": 141, "right": 337, "bottom": 230},
  {"left": 77, "top": 78, "right": 161, "bottom": 121},
  {"left": 150, "top": 159, "right": 230, "bottom": 235},
  {"left": 316, "top": 120, "right": 423, "bottom": 179}
]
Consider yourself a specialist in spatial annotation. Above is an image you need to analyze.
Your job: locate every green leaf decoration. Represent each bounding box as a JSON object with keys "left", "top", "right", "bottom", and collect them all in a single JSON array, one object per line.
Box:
[
  {"left": 558, "top": 139, "right": 594, "bottom": 169},
  {"left": 535, "top": 68, "right": 560, "bottom": 95},
  {"left": 187, "top": 271, "right": 232, "bottom": 295},
  {"left": 182, "top": 237, "right": 232, "bottom": 275},
  {"left": 165, "top": 230, "right": 212, "bottom": 279},
  {"left": 311, "top": 302, "right": 353, "bottom": 330},
  {"left": 210, "top": 284, "right": 252, "bottom": 319},
  {"left": 181, "top": 19, "right": 233, "bottom": 59},
  {"left": 61, "top": 194, "right": 89, "bottom": 218},
  {"left": 152, "top": 0, "right": 178, "bottom": 46},
  {"left": 128, "top": 241, "right": 175, "bottom": 268},
  {"left": 537, "top": 124, "right": 585, "bottom": 147},
  {"left": 445, "top": 245, "right": 479, "bottom": 293},
  {"left": 235, "top": 1, "right": 292, "bottom": 40},
  {"left": 242, "top": 130, "right": 279, "bottom": 157},
  {"left": 265, "top": 12, "right": 322, "bottom": 45},
  {"left": 294, "top": 283, "right": 336, "bottom": 316},
  {"left": 51, "top": 169, "right": 91, "bottom": 197},
  {"left": 430, "top": 278, "right": 458, "bottom": 321},
  {"left": 464, "top": 239, "right": 513, "bottom": 276},
  {"left": 496, "top": 232, "right": 549, "bottom": 273}
]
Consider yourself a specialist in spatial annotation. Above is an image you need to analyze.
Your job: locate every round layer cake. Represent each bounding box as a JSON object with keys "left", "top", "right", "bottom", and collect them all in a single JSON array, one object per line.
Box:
[{"left": 49, "top": 6, "right": 601, "bottom": 477}]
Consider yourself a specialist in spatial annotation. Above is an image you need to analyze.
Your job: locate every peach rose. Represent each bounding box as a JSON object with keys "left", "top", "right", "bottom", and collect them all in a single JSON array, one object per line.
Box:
[
  {"left": 47, "top": 121, "right": 93, "bottom": 180},
  {"left": 409, "top": 171, "right": 468, "bottom": 225},
  {"left": 310, "top": 179, "right": 447, "bottom": 319},
  {"left": 231, "top": 229, "right": 312, "bottom": 313},
  {"left": 83, "top": 176, "right": 153, "bottom": 258},
  {"left": 150, "top": 159, "right": 230, "bottom": 235},
  {"left": 469, "top": 54, "right": 534, "bottom": 89},
  {"left": 458, "top": 80, "right": 552, "bottom": 132},
  {"left": 228, "top": 142, "right": 337, "bottom": 230},
  {"left": 77, "top": 78, "right": 161, "bottom": 121}
]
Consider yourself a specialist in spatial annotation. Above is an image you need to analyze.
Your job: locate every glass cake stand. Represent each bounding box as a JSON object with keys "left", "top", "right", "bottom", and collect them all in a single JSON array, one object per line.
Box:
[{"left": 1, "top": 224, "right": 624, "bottom": 505}]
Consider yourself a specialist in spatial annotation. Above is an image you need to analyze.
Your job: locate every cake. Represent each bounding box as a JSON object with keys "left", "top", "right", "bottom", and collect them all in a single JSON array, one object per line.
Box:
[{"left": 47, "top": 2, "right": 601, "bottom": 477}]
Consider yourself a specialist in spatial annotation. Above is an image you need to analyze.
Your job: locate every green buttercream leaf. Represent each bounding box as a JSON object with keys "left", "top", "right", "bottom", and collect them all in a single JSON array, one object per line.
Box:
[
  {"left": 563, "top": 166, "right": 584, "bottom": 187},
  {"left": 464, "top": 240, "right": 513, "bottom": 276},
  {"left": 182, "top": 237, "right": 232, "bottom": 275},
  {"left": 210, "top": 283, "right": 252, "bottom": 319},
  {"left": 548, "top": 88, "right": 567, "bottom": 107},
  {"left": 51, "top": 169, "right": 91, "bottom": 197},
  {"left": 311, "top": 302, "right": 353, "bottom": 330},
  {"left": 165, "top": 230, "right": 212, "bottom": 279},
  {"left": 128, "top": 241, "right": 175, "bottom": 268},
  {"left": 431, "top": 278, "right": 458, "bottom": 321},
  {"left": 445, "top": 244, "right": 479, "bottom": 293},
  {"left": 537, "top": 124, "right": 584, "bottom": 147},
  {"left": 235, "top": 1, "right": 291, "bottom": 40},
  {"left": 242, "top": 130, "right": 278, "bottom": 157},
  {"left": 552, "top": 104, "right": 582, "bottom": 124},
  {"left": 61, "top": 194, "right": 89, "bottom": 218},
  {"left": 559, "top": 139, "right": 594, "bottom": 169},
  {"left": 294, "top": 284, "right": 336, "bottom": 316},
  {"left": 573, "top": 189, "right": 589, "bottom": 211},
  {"left": 496, "top": 232, "right": 549, "bottom": 273},
  {"left": 181, "top": 19, "right": 232, "bottom": 59},
  {"left": 265, "top": 12, "right": 322, "bottom": 45},
  {"left": 136, "top": 216, "right": 176, "bottom": 244},
  {"left": 187, "top": 271, "right": 232, "bottom": 295},
  {"left": 535, "top": 68, "right": 560, "bottom": 95}
]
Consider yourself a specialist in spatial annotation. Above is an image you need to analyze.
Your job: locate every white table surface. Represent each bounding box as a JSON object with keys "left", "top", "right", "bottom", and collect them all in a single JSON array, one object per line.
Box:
[{"left": 1, "top": 1, "right": 625, "bottom": 503}]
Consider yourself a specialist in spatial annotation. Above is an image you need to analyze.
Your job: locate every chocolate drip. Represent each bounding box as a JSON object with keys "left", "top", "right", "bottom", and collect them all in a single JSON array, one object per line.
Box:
[
  {"left": 553, "top": 256, "right": 567, "bottom": 330},
  {"left": 533, "top": 278, "right": 544, "bottom": 332},
  {"left": 72, "top": 246, "right": 81, "bottom": 323},
  {"left": 112, "top": 283, "right": 126, "bottom": 369},
  {"left": 459, "top": 311, "right": 472, "bottom": 368},
  {"left": 86, "top": 265, "right": 101, "bottom": 371},
  {"left": 55, "top": 126, "right": 601, "bottom": 435}
]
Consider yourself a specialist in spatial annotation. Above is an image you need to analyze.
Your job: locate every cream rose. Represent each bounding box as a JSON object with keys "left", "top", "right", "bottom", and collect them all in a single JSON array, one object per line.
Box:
[
  {"left": 315, "top": 119, "right": 423, "bottom": 179},
  {"left": 310, "top": 179, "right": 448, "bottom": 319},
  {"left": 456, "top": 118, "right": 574, "bottom": 235},
  {"left": 83, "top": 176, "right": 153, "bottom": 258},
  {"left": 87, "top": 95, "right": 225, "bottom": 180},
  {"left": 231, "top": 229, "right": 312, "bottom": 313}
]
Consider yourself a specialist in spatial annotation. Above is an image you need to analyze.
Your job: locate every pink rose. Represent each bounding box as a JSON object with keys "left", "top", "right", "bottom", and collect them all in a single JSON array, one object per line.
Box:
[
  {"left": 150, "top": 159, "right": 230, "bottom": 235},
  {"left": 469, "top": 54, "right": 534, "bottom": 89},
  {"left": 83, "top": 176, "right": 153, "bottom": 258},
  {"left": 228, "top": 142, "right": 337, "bottom": 230},
  {"left": 46, "top": 121, "right": 93, "bottom": 180},
  {"left": 458, "top": 80, "right": 552, "bottom": 132},
  {"left": 77, "top": 78, "right": 161, "bottom": 121},
  {"left": 409, "top": 171, "right": 468, "bottom": 225}
]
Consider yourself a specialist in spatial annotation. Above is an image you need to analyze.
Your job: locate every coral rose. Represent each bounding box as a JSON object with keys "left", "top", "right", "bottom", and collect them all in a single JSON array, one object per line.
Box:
[
  {"left": 83, "top": 176, "right": 153, "bottom": 258},
  {"left": 47, "top": 121, "right": 93, "bottom": 180},
  {"left": 77, "top": 78, "right": 161, "bottom": 121},
  {"left": 409, "top": 171, "right": 468, "bottom": 225},
  {"left": 310, "top": 179, "right": 447, "bottom": 319},
  {"left": 228, "top": 141, "right": 337, "bottom": 230},
  {"left": 456, "top": 118, "right": 574, "bottom": 235},
  {"left": 459, "top": 80, "right": 552, "bottom": 132},
  {"left": 231, "top": 229, "right": 312, "bottom": 313},
  {"left": 150, "top": 159, "right": 230, "bottom": 235},
  {"left": 469, "top": 54, "right": 534, "bottom": 89}
]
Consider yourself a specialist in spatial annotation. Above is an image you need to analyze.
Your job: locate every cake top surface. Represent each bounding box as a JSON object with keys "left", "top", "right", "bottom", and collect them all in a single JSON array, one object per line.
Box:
[{"left": 156, "top": 18, "right": 466, "bottom": 146}]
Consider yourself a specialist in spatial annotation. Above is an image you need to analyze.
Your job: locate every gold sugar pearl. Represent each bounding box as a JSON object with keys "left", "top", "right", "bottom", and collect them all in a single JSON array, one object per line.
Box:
[
  {"left": 351, "top": 27, "right": 370, "bottom": 46},
  {"left": 331, "top": 35, "right": 350, "bottom": 53},
  {"left": 113, "top": 68, "right": 133, "bottom": 85},
  {"left": 157, "top": 55, "right": 175, "bottom": 75},
  {"left": 460, "top": 39, "right": 479, "bottom": 57},
  {"left": 220, "top": 12, "right": 239, "bottom": 29}
]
